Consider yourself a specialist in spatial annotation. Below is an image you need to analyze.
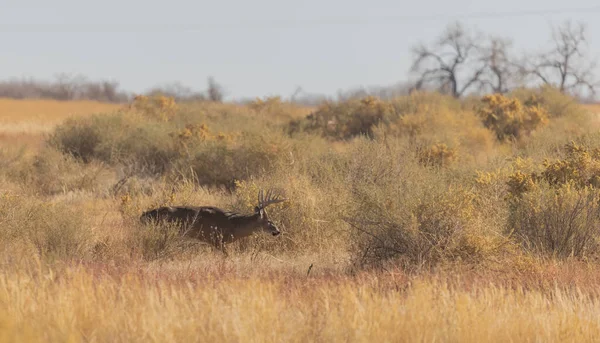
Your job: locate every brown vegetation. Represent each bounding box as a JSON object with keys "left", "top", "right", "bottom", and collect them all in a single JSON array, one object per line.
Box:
[{"left": 2, "top": 88, "right": 600, "bottom": 341}]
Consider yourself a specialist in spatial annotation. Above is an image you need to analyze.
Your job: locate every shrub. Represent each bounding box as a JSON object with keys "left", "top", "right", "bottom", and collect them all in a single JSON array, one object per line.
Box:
[
  {"left": 477, "top": 94, "right": 549, "bottom": 141},
  {"left": 50, "top": 112, "right": 181, "bottom": 175},
  {"left": 49, "top": 96, "right": 298, "bottom": 188},
  {"left": 541, "top": 141, "right": 600, "bottom": 188},
  {"left": 342, "top": 139, "right": 506, "bottom": 269},
  {"left": 288, "top": 96, "right": 395, "bottom": 140},
  {"left": 509, "top": 85, "right": 585, "bottom": 118},
  {"left": 384, "top": 102, "right": 497, "bottom": 166},
  {"left": 417, "top": 143, "right": 457, "bottom": 167},
  {"left": 0, "top": 192, "right": 94, "bottom": 261},
  {"left": 128, "top": 94, "right": 179, "bottom": 122},
  {"left": 495, "top": 141, "right": 600, "bottom": 259},
  {"left": 348, "top": 180, "right": 506, "bottom": 270},
  {"left": 508, "top": 183, "right": 600, "bottom": 259},
  {"left": 172, "top": 128, "right": 291, "bottom": 189},
  {"left": 48, "top": 116, "right": 103, "bottom": 163},
  {"left": 505, "top": 141, "right": 600, "bottom": 200},
  {"left": 8, "top": 148, "right": 109, "bottom": 195},
  {"left": 248, "top": 96, "right": 283, "bottom": 113}
]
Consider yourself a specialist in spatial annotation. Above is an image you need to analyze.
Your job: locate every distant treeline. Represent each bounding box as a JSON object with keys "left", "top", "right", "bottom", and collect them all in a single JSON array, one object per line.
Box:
[
  {"left": 0, "top": 74, "right": 229, "bottom": 104},
  {"left": 0, "top": 73, "right": 418, "bottom": 106}
]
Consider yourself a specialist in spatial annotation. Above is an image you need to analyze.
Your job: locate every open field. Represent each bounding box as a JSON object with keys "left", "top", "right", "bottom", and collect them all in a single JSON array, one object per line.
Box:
[
  {"left": 2, "top": 90, "right": 600, "bottom": 341},
  {"left": 0, "top": 98, "right": 121, "bottom": 150}
]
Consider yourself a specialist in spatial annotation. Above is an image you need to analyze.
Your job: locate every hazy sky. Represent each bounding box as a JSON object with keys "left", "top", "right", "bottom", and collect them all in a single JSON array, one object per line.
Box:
[{"left": 1, "top": 0, "right": 600, "bottom": 99}]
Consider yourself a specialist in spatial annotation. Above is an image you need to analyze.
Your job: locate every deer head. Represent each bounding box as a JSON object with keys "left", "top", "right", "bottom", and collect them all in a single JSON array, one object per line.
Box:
[{"left": 254, "top": 189, "right": 287, "bottom": 236}]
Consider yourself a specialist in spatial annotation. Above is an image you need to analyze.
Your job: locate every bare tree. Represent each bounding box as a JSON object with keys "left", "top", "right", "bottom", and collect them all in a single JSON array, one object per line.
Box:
[
  {"left": 207, "top": 76, "right": 224, "bottom": 102},
  {"left": 84, "top": 80, "right": 128, "bottom": 102},
  {"left": 410, "top": 22, "right": 488, "bottom": 98},
  {"left": 290, "top": 86, "right": 303, "bottom": 102},
  {"left": 478, "top": 37, "right": 520, "bottom": 94},
  {"left": 51, "top": 73, "right": 87, "bottom": 100},
  {"left": 525, "top": 21, "right": 598, "bottom": 97}
]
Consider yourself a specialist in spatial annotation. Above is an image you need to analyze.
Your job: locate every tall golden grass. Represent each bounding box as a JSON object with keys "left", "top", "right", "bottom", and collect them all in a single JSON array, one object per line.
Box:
[{"left": 2, "top": 259, "right": 600, "bottom": 343}]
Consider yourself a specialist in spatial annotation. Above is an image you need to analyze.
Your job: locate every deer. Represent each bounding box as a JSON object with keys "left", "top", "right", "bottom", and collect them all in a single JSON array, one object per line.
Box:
[{"left": 139, "top": 189, "right": 287, "bottom": 255}]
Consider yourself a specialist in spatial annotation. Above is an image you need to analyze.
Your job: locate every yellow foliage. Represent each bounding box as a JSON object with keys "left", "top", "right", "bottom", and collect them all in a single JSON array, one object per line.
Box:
[
  {"left": 129, "top": 94, "right": 178, "bottom": 121},
  {"left": 475, "top": 170, "right": 500, "bottom": 187},
  {"left": 478, "top": 94, "right": 549, "bottom": 141},
  {"left": 417, "top": 143, "right": 457, "bottom": 167},
  {"left": 393, "top": 113, "right": 427, "bottom": 139},
  {"left": 170, "top": 123, "right": 237, "bottom": 155},
  {"left": 503, "top": 141, "right": 600, "bottom": 200},
  {"left": 507, "top": 170, "right": 538, "bottom": 199},
  {"left": 541, "top": 141, "right": 600, "bottom": 188},
  {"left": 248, "top": 96, "right": 282, "bottom": 112}
]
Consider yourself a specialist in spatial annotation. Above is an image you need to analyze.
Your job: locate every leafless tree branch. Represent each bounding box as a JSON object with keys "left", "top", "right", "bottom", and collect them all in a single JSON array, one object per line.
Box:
[
  {"left": 409, "top": 22, "right": 517, "bottom": 98},
  {"left": 524, "top": 21, "right": 598, "bottom": 97}
]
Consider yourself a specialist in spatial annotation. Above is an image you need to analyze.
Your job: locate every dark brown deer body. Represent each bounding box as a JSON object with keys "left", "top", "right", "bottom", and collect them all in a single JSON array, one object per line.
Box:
[{"left": 140, "top": 190, "right": 286, "bottom": 253}]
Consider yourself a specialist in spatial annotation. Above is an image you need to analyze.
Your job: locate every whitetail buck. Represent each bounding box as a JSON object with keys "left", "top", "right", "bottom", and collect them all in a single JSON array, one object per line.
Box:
[{"left": 140, "top": 189, "right": 287, "bottom": 254}]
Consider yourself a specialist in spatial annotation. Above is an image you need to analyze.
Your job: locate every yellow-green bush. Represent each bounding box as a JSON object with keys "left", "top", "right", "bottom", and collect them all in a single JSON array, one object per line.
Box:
[
  {"left": 541, "top": 141, "right": 600, "bottom": 188},
  {"left": 129, "top": 94, "right": 179, "bottom": 122},
  {"left": 49, "top": 96, "right": 297, "bottom": 189},
  {"left": 386, "top": 110, "right": 496, "bottom": 168},
  {"left": 172, "top": 128, "right": 293, "bottom": 189},
  {"left": 510, "top": 85, "right": 586, "bottom": 118},
  {"left": 49, "top": 111, "right": 181, "bottom": 175},
  {"left": 505, "top": 141, "right": 600, "bottom": 200},
  {"left": 417, "top": 143, "right": 457, "bottom": 168},
  {"left": 486, "top": 141, "right": 600, "bottom": 259},
  {"left": 478, "top": 94, "right": 549, "bottom": 141},
  {"left": 288, "top": 96, "right": 395, "bottom": 140}
]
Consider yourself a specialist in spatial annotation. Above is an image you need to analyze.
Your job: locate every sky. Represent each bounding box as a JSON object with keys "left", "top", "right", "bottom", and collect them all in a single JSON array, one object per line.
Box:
[{"left": 1, "top": 0, "right": 600, "bottom": 100}]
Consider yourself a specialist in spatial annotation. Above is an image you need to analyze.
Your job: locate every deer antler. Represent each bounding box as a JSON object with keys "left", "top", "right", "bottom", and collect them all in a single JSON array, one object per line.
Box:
[{"left": 258, "top": 189, "right": 287, "bottom": 209}]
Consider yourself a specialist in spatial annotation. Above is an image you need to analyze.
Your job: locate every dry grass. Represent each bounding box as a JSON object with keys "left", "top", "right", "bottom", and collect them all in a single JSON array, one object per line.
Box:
[
  {"left": 0, "top": 98, "right": 121, "bottom": 124},
  {"left": 0, "top": 98, "right": 121, "bottom": 149},
  {"left": 2, "top": 259, "right": 600, "bottom": 343},
  {"left": 4, "top": 91, "right": 600, "bottom": 341},
  {"left": 583, "top": 103, "right": 600, "bottom": 113}
]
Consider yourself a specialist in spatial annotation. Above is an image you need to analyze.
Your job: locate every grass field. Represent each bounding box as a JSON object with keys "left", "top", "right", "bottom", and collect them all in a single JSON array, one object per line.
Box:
[
  {"left": 2, "top": 91, "right": 600, "bottom": 342},
  {"left": 0, "top": 98, "right": 121, "bottom": 150}
]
